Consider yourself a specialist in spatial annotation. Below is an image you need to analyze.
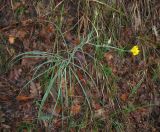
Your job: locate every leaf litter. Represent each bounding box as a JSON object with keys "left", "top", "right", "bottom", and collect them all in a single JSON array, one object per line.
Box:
[{"left": 0, "top": 0, "right": 160, "bottom": 131}]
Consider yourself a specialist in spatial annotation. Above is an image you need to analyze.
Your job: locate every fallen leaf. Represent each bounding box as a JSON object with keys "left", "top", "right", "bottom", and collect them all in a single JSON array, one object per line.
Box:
[
  {"left": 39, "top": 26, "right": 52, "bottom": 43},
  {"left": 94, "top": 108, "right": 105, "bottom": 118},
  {"left": 16, "top": 95, "right": 33, "bottom": 101},
  {"left": 46, "top": 24, "right": 55, "bottom": 33},
  {"left": 17, "top": 30, "right": 27, "bottom": 39},
  {"left": 137, "top": 108, "right": 148, "bottom": 113},
  {"left": 77, "top": 70, "right": 83, "bottom": 80},
  {"left": 120, "top": 93, "right": 128, "bottom": 102},
  {"left": 55, "top": 105, "right": 62, "bottom": 114},
  {"left": 9, "top": 68, "right": 22, "bottom": 81},
  {"left": 69, "top": 128, "right": 76, "bottom": 132},
  {"left": 104, "top": 52, "right": 113, "bottom": 61},
  {"left": 1, "top": 124, "right": 11, "bottom": 129},
  {"left": 70, "top": 104, "right": 81, "bottom": 115},
  {"left": 75, "top": 51, "right": 85, "bottom": 63},
  {"left": 77, "top": 70, "right": 86, "bottom": 85},
  {"left": 92, "top": 101, "right": 101, "bottom": 110},
  {"left": 66, "top": 17, "right": 74, "bottom": 26},
  {"left": 73, "top": 38, "right": 80, "bottom": 45},
  {"left": 39, "top": 27, "right": 47, "bottom": 37},
  {"left": 54, "top": 119, "right": 62, "bottom": 127},
  {"left": 21, "top": 19, "right": 33, "bottom": 26},
  {"left": 8, "top": 35, "right": 15, "bottom": 44},
  {"left": 65, "top": 32, "right": 74, "bottom": 43},
  {"left": 21, "top": 57, "right": 39, "bottom": 66},
  {"left": 13, "top": 2, "right": 21, "bottom": 10},
  {"left": 30, "top": 82, "right": 41, "bottom": 98}
]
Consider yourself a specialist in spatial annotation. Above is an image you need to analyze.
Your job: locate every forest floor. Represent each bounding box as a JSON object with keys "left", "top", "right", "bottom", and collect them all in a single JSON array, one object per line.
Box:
[{"left": 0, "top": 0, "right": 160, "bottom": 131}]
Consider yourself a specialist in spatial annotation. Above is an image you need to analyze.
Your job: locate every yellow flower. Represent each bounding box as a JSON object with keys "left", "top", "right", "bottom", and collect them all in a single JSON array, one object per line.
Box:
[{"left": 130, "top": 45, "right": 140, "bottom": 56}]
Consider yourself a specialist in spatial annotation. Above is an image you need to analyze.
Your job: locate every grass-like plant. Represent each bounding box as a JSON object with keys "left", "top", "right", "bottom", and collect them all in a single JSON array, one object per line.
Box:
[{"left": 8, "top": 0, "right": 159, "bottom": 131}]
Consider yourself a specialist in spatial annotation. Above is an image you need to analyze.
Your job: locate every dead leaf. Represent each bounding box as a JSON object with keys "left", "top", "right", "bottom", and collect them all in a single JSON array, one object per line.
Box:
[
  {"left": 46, "top": 24, "right": 55, "bottom": 33},
  {"left": 17, "top": 30, "right": 27, "bottom": 39},
  {"left": 9, "top": 68, "right": 22, "bottom": 81},
  {"left": 65, "top": 32, "right": 74, "bottom": 43},
  {"left": 120, "top": 93, "right": 128, "bottom": 102},
  {"left": 104, "top": 52, "right": 113, "bottom": 61},
  {"left": 21, "top": 58, "right": 39, "bottom": 66},
  {"left": 77, "top": 70, "right": 84, "bottom": 80},
  {"left": 1, "top": 124, "right": 11, "bottom": 129},
  {"left": 75, "top": 51, "right": 85, "bottom": 63},
  {"left": 13, "top": 2, "right": 21, "bottom": 10},
  {"left": 66, "top": 17, "right": 74, "bottom": 26},
  {"left": 39, "top": 26, "right": 52, "bottom": 43},
  {"left": 94, "top": 108, "right": 105, "bottom": 118},
  {"left": 55, "top": 105, "right": 62, "bottom": 114},
  {"left": 137, "top": 108, "right": 148, "bottom": 113},
  {"left": 73, "top": 38, "right": 80, "bottom": 45},
  {"left": 70, "top": 104, "right": 81, "bottom": 115},
  {"left": 8, "top": 35, "right": 15, "bottom": 44},
  {"left": 30, "top": 82, "right": 41, "bottom": 98},
  {"left": 69, "top": 128, "right": 76, "bottom": 132},
  {"left": 21, "top": 19, "right": 33, "bottom": 26},
  {"left": 16, "top": 95, "right": 33, "bottom": 101},
  {"left": 92, "top": 101, "right": 101, "bottom": 110},
  {"left": 77, "top": 70, "right": 86, "bottom": 85},
  {"left": 39, "top": 26, "right": 47, "bottom": 37},
  {"left": 54, "top": 119, "right": 62, "bottom": 127}
]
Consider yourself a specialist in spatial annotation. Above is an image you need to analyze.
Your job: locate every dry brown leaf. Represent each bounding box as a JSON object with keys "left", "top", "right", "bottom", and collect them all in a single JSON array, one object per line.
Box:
[
  {"left": 16, "top": 95, "right": 33, "bottom": 101},
  {"left": 8, "top": 35, "right": 15, "bottom": 44},
  {"left": 39, "top": 27, "right": 46, "bottom": 38},
  {"left": 39, "top": 26, "right": 52, "bottom": 43},
  {"left": 92, "top": 101, "right": 101, "bottom": 110},
  {"left": 9, "top": 68, "right": 22, "bottom": 80},
  {"left": 46, "top": 24, "right": 55, "bottom": 33},
  {"left": 77, "top": 70, "right": 86, "bottom": 85},
  {"left": 70, "top": 104, "right": 81, "bottom": 115},
  {"left": 65, "top": 32, "right": 74, "bottom": 42},
  {"left": 30, "top": 82, "right": 41, "bottom": 98},
  {"left": 17, "top": 30, "right": 27, "bottom": 39},
  {"left": 120, "top": 93, "right": 128, "bottom": 102},
  {"left": 55, "top": 105, "right": 62, "bottom": 114},
  {"left": 137, "top": 108, "right": 148, "bottom": 113},
  {"left": 21, "top": 58, "right": 39, "bottom": 66},
  {"left": 21, "top": 19, "right": 33, "bottom": 26},
  {"left": 73, "top": 38, "right": 80, "bottom": 45},
  {"left": 13, "top": 2, "right": 21, "bottom": 10},
  {"left": 66, "top": 17, "right": 74, "bottom": 26},
  {"left": 104, "top": 52, "right": 113, "bottom": 61},
  {"left": 69, "top": 128, "right": 76, "bottom": 132},
  {"left": 94, "top": 108, "right": 105, "bottom": 118},
  {"left": 54, "top": 119, "right": 62, "bottom": 127}
]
